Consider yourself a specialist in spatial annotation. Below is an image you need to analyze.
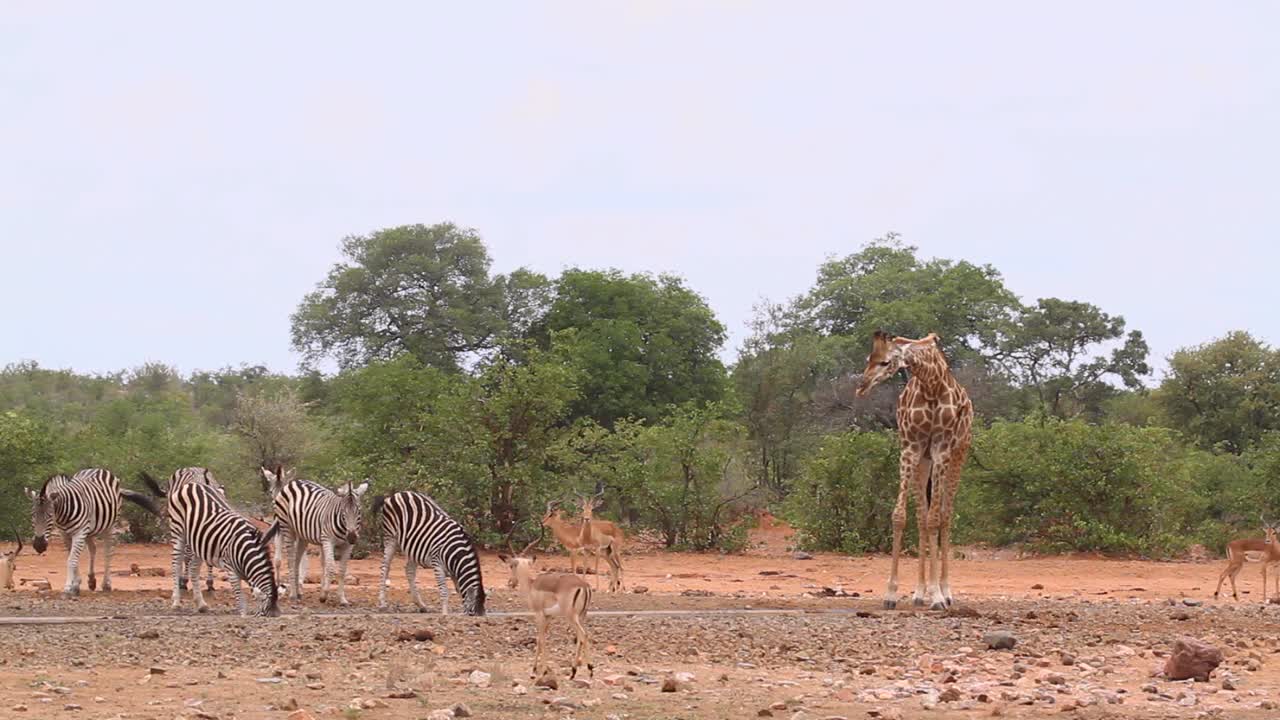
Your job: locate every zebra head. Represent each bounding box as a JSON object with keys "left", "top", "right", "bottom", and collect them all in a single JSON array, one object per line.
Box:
[
  {"left": 24, "top": 477, "right": 64, "bottom": 554},
  {"left": 463, "top": 582, "right": 486, "bottom": 616},
  {"left": 334, "top": 480, "right": 370, "bottom": 545}
]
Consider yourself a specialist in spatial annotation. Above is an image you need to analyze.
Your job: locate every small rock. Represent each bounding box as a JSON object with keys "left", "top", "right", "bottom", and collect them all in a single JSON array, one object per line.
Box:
[
  {"left": 661, "top": 675, "right": 679, "bottom": 692},
  {"left": 939, "top": 687, "right": 963, "bottom": 702},
  {"left": 287, "top": 711, "right": 317, "bottom": 720},
  {"left": 512, "top": 685, "right": 527, "bottom": 696},
  {"left": 467, "top": 670, "right": 491, "bottom": 688},
  {"left": 386, "top": 689, "right": 416, "bottom": 699},
  {"left": 10, "top": 705, "right": 26, "bottom": 713},
  {"left": 452, "top": 702, "right": 473, "bottom": 718},
  {"left": 757, "top": 710, "right": 773, "bottom": 718},
  {"left": 984, "top": 631, "right": 1018, "bottom": 650},
  {"left": 632, "top": 586, "right": 649, "bottom": 594},
  {"left": 347, "top": 629, "right": 364, "bottom": 642},
  {"left": 793, "top": 551, "right": 814, "bottom": 560},
  {"left": 1031, "top": 583, "right": 1045, "bottom": 590},
  {"left": 425, "top": 710, "right": 453, "bottom": 720},
  {"left": 1183, "top": 599, "right": 1203, "bottom": 607},
  {"left": 137, "top": 630, "right": 160, "bottom": 640}
]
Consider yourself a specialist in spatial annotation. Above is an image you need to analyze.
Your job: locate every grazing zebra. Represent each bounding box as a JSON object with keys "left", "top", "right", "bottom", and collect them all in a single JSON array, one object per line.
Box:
[
  {"left": 163, "top": 481, "right": 281, "bottom": 616},
  {"left": 374, "top": 491, "right": 486, "bottom": 616},
  {"left": 24, "top": 469, "right": 160, "bottom": 598},
  {"left": 261, "top": 466, "right": 367, "bottom": 605},
  {"left": 140, "top": 468, "right": 228, "bottom": 593}
]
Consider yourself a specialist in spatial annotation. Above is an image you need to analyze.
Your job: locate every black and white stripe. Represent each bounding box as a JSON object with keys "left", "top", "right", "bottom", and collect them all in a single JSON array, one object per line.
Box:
[
  {"left": 374, "top": 491, "right": 486, "bottom": 616},
  {"left": 163, "top": 482, "right": 280, "bottom": 616},
  {"left": 25, "top": 468, "right": 159, "bottom": 597},
  {"left": 141, "top": 468, "right": 230, "bottom": 595},
  {"left": 265, "top": 467, "right": 367, "bottom": 605}
]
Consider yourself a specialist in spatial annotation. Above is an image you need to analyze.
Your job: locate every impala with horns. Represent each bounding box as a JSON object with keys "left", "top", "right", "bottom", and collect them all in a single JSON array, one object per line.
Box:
[
  {"left": 1, "top": 525, "right": 22, "bottom": 590},
  {"left": 500, "top": 542, "right": 594, "bottom": 680},
  {"left": 577, "top": 492, "right": 624, "bottom": 592},
  {"left": 1214, "top": 515, "right": 1280, "bottom": 603},
  {"left": 541, "top": 499, "right": 590, "bottom": 576}
]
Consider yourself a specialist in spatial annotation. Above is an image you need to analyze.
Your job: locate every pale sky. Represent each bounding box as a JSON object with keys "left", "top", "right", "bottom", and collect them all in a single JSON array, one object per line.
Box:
[{"left": 2, "top": 3, "right": 1276, "bottom": 380}]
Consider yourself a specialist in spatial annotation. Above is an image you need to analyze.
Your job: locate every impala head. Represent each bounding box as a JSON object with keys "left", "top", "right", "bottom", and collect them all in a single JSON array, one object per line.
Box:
[
  {"left": 579, "top": 492, "right": 604, "bottom": 520},
  {"left": 500, "top": 554, "right": 537, "bottom": 590},
  {"left": 24, "top": 477, "right": 63, "bottom": 555},
  {"left": 259, "top": 464, "right": 295, "bottom": 495},
  {"left": 334, "top": 479, "right": 370, "bottom": 545},
  {"left": 1, "top": 524, "right": 22, "bottom": 562},
  {"left": 542, "top": 500, "right": 564, "bottom": 526}
]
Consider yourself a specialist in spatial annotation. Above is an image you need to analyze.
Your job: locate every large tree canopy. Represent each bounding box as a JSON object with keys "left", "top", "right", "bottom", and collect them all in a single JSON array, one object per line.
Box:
[
  {"left": 994, "top": 298, "right": 1151, "bottom": 418},
  {"left": 291, "top": 223, "right": 545, "bottom": 371},
  {"left": 534, "top": 269, "right": 728, "bottom": 427},
  {"left": 793, "top": 235, "right": 1021, "bottom": 363},
  {"left": 1157, "top": 331, "right": 1280, "bottom": 452}
]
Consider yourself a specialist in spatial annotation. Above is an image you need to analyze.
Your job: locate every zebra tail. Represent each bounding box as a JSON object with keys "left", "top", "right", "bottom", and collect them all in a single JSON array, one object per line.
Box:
[
  {"left": 370, "top": 494, "right": 386, "bottom": 519},
  {"left": 261, "top": 520, "right": 283, "bottom": 545},
  {"left": 139, "top": 471, "right": 165, "bottom": 498},
  {"left": 121, "top": 489, "right": 162, "bottom": 517}
]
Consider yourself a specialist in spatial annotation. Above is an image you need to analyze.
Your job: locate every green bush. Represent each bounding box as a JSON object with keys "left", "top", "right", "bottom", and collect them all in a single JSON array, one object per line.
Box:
[{"left": 785, "top": 430, "right": 902, "bottom": 553}]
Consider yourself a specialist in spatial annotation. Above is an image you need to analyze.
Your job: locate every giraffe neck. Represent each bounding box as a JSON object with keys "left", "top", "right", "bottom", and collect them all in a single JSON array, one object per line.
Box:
[{"left": 903, "top": 344, "right": 953, "bottom": 398}]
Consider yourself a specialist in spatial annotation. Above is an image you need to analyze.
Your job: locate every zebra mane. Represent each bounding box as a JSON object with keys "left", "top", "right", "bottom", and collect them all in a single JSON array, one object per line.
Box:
[{"left": 37, "top": 473, "right": 67, "bottom": 499}]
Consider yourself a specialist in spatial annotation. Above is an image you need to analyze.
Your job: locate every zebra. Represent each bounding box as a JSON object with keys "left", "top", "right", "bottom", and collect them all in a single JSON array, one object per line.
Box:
[
  {"left": 24, "top": 468, "right": 160, "bottom": 598},
  {"left": 259, "top": 465, "right": 308, "bottom": 583},
  {"left": 374, "top": 490, "right": 486, "bottom": 616},
  {"left": 162, "top": 481, "right": 281, "bottom": 616},
  {"left": 140, "top": 468, "right": 234, "bottom": 595},
  {"left": 262, "top": 466, "right": 367, "bottom": 605}
]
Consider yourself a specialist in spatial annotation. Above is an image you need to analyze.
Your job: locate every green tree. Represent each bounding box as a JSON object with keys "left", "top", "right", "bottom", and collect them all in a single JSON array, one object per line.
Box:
[
  {"left": 793, "top": 234, "right": 1020, "bottom": 363},
  {"left": 0, "top": 410, "right": 61, "bottom": 530},
  {"left": 993, "top": 298, "right": 1150, "bottom": 418},
  {"left": 1157, "top": 331, "right": 1280, "bottom": 453},
  {"left": 785, "top": 429, "right": 901, "bottom": 553},
  {"left": 535, "top": 269, "right": 728, "bottom": 427},
  {"left": 291, "top": 223, "right": 535, "bottom": 371}
]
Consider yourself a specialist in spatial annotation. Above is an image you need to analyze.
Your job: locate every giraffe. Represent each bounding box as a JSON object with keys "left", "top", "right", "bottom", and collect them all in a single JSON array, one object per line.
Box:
[{"left": 855, "top": 331, "right": 972, "bottom": 610}]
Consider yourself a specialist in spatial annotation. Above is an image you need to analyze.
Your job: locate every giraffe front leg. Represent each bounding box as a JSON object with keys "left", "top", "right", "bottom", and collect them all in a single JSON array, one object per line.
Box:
[
  {"left": 884, "top": 471, "right": 910, "bottom": 610},
  {"left": 319, "top": 538, "right": 336, "bottom": 604}
]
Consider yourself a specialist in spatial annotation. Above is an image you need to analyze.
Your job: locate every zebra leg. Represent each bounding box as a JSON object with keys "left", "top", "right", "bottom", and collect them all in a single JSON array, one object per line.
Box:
[
  {"left": 188, "top": 555, "right": 209, "bottom": 613},
  {"left": 336, "top": 541, "right": 353, "bottom": 606},
  {"left": 85, "top": 536, "right": 97, "bottom": 592},
  {"left": 405, "top": 559, "right": 428, "bottom": 612},
  {"left": 171, "top": 535, "right": 187, "bottom": 608},
  {"left": 288, "top": 534, "right": 306, "bottom": 600},
  {"left": 378, "top": 537, "right": 396, "bottom": 609},
  {"left": 64, "top": 532, "right": 87, "bottom": 597},
  {"left": 230, "top": 570, "right": 247, "bottom": 616},
  {"left": 433, "top": 564, "right": 449, "bottom": 615},
  {"left": 101, "top": 531, "right": 113, "bottom": 592},
  {"left": 319, "top": 538, "right": 336, "bottom": 604},
  {"left": 205, "top": 563, "right": 215, "bottom": 594}
]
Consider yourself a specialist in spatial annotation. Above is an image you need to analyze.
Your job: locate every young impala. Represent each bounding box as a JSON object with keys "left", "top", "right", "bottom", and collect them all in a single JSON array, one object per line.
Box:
[
  {"left": 500, "top": 550, "right": 594, "bottom": 680},
  {"left": 1214, "top": 520, "right": 1280, "bottom": 603}
]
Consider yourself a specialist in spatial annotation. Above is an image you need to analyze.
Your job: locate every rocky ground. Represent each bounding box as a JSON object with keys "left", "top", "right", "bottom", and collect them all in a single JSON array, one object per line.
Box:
[{"left": 4, "top": 528, "right": 1280, "bottom": 719}]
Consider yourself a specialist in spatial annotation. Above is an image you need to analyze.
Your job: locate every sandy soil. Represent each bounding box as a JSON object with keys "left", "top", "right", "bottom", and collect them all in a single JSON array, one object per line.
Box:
[{"left": 3, "top": 520, "right": 1280, "bottom": 719}]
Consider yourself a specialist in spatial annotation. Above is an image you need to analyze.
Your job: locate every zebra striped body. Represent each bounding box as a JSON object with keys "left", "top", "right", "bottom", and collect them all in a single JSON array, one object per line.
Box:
[
  {"left": 165, "top": 482, "right": 280, "bottom": 616},
  {"left": 141, "top": 468, "right": 230, "bottom": 595},
  {"left": 25, "top": 469, "right": 159, "bottom": 597},
  {"left": 375, "top": 491, "right": 486, "bottom": 616},
  {"left": 267, "top": 468, "right": 367, "bottom": 605}
]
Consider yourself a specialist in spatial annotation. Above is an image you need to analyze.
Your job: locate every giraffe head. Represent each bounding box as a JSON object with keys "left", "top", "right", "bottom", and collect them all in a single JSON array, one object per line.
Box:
[{"left": 855, "top": 331, "right": 938, "bottom": 397}]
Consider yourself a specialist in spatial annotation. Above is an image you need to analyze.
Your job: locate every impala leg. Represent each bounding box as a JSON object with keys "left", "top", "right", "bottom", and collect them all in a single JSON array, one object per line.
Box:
[{"left": 533, "top": 613, "right": 550, "bottom": 678}]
